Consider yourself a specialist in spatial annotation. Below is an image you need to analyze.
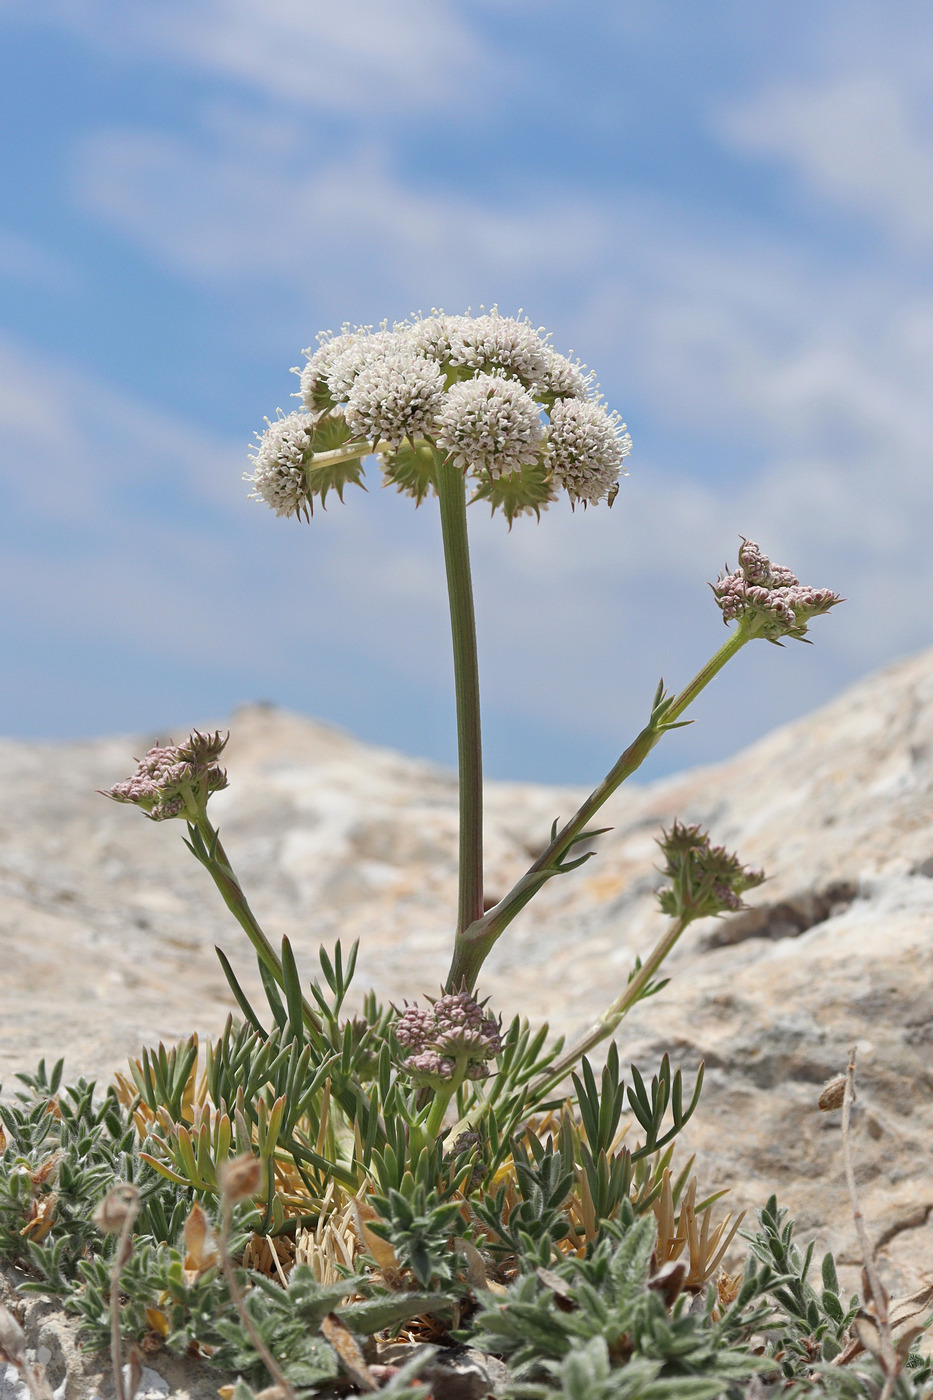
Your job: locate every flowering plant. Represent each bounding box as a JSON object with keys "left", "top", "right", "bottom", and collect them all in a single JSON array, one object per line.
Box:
[
  {"left": 4, "top": 309, "right": 885, "bottom": 1400},
  {"left": 99, "top": 308, "right": 844, "bottom": 1217}
]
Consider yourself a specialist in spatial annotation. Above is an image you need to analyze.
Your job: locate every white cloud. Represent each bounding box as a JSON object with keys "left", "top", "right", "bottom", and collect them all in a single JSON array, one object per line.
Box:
[
  {"left": 719, "top": 74, "right": 933, "bottom": 247},
  {"left": 4, "top": 0, "right": 488, "bottom": 114},
  {"left": 61, "top": 111, "right": 933, "bottom": 727},
  {"left": 0, "top": 337, "right": 237, "bottom": 524},
  {"left": 72, "top": 128, "right": 610, "bottom": 304}
]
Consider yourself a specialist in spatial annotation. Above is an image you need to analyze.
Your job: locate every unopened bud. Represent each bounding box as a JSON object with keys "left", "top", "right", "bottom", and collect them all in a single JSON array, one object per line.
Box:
[
  {"left": 218, "top": 1153, "right": 263, "bottom": 1203},
  {"left": 102, "top": 730, "right": 229, "bottom": 822},
  {"left": 818, "top": 1075, "right": 847, "bottom": 1111},
  {"left": 656, "top": 820, "right": 765, "bottom": 921},
  {"left": 93, "top": 1183, "right": 140, "bottom": 1234},
  {"left": 711, "top": 538, "right": 841, "bottom": 641}
]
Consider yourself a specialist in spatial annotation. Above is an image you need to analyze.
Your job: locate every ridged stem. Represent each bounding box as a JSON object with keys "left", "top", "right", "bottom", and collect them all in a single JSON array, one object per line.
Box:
[
  {"left": 529, "top": 912, "right": 692, "bottom": 1098},
  {"left": 435, "top": 455, "right": 484, "bottom": 944},
  {"left": 193, "top": 814, "right": 322, "bottom": 1036},
  {"left": 445, "top": 619, "right": 759, "bottom": 990}
]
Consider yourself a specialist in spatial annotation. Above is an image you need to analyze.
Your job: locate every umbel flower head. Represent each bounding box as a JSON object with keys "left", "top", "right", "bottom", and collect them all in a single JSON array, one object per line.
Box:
[
  {"left": 656, "top": 821, "right": 765, "bottom": 922},
  {"left": 103, "top": 730, "right": 228, "bottom": 821},
  {"left": 394, "top": 986, "right": 501, "bottom": 1090},
  {"left": 711, "top": 539, "right": 841, "bottom": 642},
  {"left": 247, "top": 309, "right": 632, "bottom": 524}
]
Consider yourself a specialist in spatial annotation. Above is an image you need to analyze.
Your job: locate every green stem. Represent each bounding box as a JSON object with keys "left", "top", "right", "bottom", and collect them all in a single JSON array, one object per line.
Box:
[
  {"left": 661, "top": 619, "right": 760, "bottom": 725},
  {"left": 424, "top": 1088, "right": 455, "bottom": 1140},
  {"left": 307, "top": 438, "right": 391, "bottom": 469},
  {"left": 193, "top": 814, "right": 322, "bottom": 1036},
  {"left": 406, "top": 1085, "right": 457, "bottom": 1158},
  {"left": 529, "top": 913, "right": 692, "bottom": 1099},
  {"left": 435, "top": 455, "right": 484, "bottom": 943},
  {"left": 445, "top": 618, "right": 759, "bottom": 990}
]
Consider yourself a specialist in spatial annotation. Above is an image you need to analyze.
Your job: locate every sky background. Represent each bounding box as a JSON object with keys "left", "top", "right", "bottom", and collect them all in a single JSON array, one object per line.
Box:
[{"left": 2, "top": 1, "right": 932, "bottom": 785}]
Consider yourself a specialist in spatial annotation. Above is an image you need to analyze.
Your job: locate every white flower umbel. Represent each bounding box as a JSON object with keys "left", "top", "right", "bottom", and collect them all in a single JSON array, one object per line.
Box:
[
  {"left": 325, "top": 329, "right": 402, "bottom": 404},
  {"left": 535, "top": 345, "right": 594, "bottom": 401},
  {"left": 436, "top": 372, "right": 546, "bottom": 477},
  {"left": 405, "top": 310, "right": 468, "bottom": 364},
  {"left": 267, "top": 310, "right": 633, "bottom": 520},
  {"left": 299, "top": 327, "right": 363, "bottom": 410},
  {"left": 547, "top": 397, "right": 632, "bottom": 505},
  {"left": 446, "top": 308, "right": 551, "bottom": 385},
  {"left": 345, "top": 348, "right": 446, "bottom": 448},
  {"left": 246, "top": 410, "right": 317, "bottom": 518}
]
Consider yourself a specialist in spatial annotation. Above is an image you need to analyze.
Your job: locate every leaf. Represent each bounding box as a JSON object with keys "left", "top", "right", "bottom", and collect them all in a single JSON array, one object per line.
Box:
[
  {"left": 183, "top": 1203, "right": 219, "bottom": 1279},
  {"left": 454, "top": 1239, "right": 508, "bottom": 1297},
  {"left": 280, "top": 937, "right": 305, "bottom": 1040},
  {"left": 215, "top": 948, "right": 268, "bottom": 1036},
  {"left": 854, "top": 1314, "right": 885, "bottom": 1359},
  {"left": 258, "top": 960, "right": 288, "bottom": 1031},
  {"left": 138, "top": 1152, "right": 190, "bottom": 1186},
  {"left": 351, "top": 1197, "right": 399, "bottom": 1273},
  {"left": 306, "top": 455, "right": 365, "bottom": 508},
  {"left": 321, "top": 1312, "right": 378, "bottom": 1392},
  {"left": 342, "top": 1291, "right": 457, "bottom": 1331},
  {"left": 890, "top": 1281, "right": 933, "bottom": 1331}
]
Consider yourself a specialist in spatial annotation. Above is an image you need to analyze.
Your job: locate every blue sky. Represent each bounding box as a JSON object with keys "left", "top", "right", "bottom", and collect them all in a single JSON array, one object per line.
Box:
[{"left": 2, "top": 1, "right": 932, "bottom": 784}]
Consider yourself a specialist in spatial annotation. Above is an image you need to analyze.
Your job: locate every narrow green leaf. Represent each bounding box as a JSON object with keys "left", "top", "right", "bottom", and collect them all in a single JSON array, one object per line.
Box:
[
  {"left": 258, "top": 959, "right": 288, "bottom": 1030},
  {"left": 318, "top": 943, "right": 336, "bottom": 994},
  {"left": 280, "top": 936, "right": 305, "bottom": 1040},
  {"left": 214, "top": 949, "right": 267, "bottom": 1035}
]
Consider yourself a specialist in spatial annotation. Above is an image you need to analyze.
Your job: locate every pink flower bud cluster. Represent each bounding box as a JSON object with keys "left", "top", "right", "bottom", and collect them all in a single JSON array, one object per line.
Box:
[
  {"left": 104, "top": 731, "right": 228, "bottom": 821},
  {"left": 712, "top": 539, "right": 840, "bottom": 639},
  {"left": 395, "top": 989, "right": 501, "bottom": 1085}
]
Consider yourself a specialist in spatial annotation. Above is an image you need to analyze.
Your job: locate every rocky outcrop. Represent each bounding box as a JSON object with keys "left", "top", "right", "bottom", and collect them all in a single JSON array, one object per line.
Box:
[{"left": 2, "top": 648, "right": 933, "bottom": 1304}]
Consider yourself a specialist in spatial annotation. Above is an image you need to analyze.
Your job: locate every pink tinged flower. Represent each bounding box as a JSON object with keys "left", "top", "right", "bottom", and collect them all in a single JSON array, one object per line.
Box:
[
  {"left": 656, "top": 820, "right": 765, "bottom": 921},
  {"left": 711, "top": 539, "right": 841, "bottom": 640},
  {"left": 401, "top": 1050, "right": 456, "bottom": 1082},
  {"left": 546, "top": 398, "right": 632, "bottom": 505},
  {"left": 394, "top": 1005, "right": 437, "bottom": 1049},
  {"left": 103, "top": 731, "right": 228, "bottom": 822},
  {"left": 436, "top": 373, "right": 545, "bottom": 477},
  {"left": 394, "top": 989, "right": 501, "bottom": 1087}
]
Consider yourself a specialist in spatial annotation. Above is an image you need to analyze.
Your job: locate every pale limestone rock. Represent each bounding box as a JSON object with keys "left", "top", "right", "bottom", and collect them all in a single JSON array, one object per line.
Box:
[{"left": 2, "top": 649, "right": 933, "bottom": 1307}]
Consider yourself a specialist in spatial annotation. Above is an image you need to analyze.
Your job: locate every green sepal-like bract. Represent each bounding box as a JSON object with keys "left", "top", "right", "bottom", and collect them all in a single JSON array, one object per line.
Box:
[
  {"left": 380, "top": 438, "right": 438, "bottom": 504},
  {"left": 303, "top": 413, "right": 366, "bottom": 508},
  {"left": 470, "top": 456, "right": 557, "bottom": 525}
]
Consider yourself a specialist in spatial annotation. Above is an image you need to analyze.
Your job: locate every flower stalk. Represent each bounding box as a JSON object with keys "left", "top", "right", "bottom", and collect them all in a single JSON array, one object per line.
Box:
[
  {"left": 530, "top": 912, "right": 692, "bottom": 1099},
  {"left": 445, "top": 616, "right": 760, "bottom": 991},
  {"left": 435, "top": 451, "right": 485, "bottom": 935},
  {"left": 93, "top": 1185, "right": 140, "bottom": 1400},
  {"left": 190, "top": 813, "right": 323, "bottom": 1037}
]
